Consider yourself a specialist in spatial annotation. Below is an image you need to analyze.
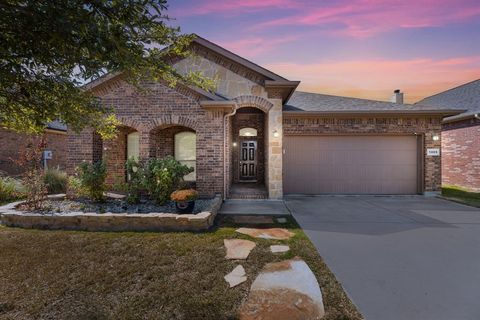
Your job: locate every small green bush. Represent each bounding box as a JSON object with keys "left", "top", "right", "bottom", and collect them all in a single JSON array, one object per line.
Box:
[
  {"left": 125, "top": 157, "right": 143, "bottom": 204},
  {"left": 43, "top": 168, "right": 67, "bottom": 194},
  {"left": 144, "top": 156, "right": 193, "bottom": 205},
  {"left": 77, "top": 161, "right": 107, "bottom": 202},
  {"left": 0, "top": 176, "right": 24, "bottom": 203}
]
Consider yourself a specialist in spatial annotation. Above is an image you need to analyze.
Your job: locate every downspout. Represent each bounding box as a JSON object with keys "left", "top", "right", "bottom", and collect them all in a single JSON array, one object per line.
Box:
[{"left": 223, "top": 104, "right": 237, "bottom": 200}]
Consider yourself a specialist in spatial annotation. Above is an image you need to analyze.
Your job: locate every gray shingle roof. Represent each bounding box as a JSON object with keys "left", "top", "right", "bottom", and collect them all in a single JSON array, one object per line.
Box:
[
  {"left": 284, "top": 91, "right": 460, "bottom": 113},
  {"left": 415, "top": 79, "right": 480, "bottom": 121},
  {"left": 46, "top": 120, "right": 67, "bottom": 131}
]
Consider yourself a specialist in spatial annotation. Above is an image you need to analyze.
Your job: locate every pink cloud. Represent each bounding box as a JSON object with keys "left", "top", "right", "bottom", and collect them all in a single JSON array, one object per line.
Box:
[
  {"left": 216, "top": 34, "right": 304, "bottom": 58},
  {"left": 252, "top": 0, "right": 480, "bottom": 38},
  {"left": 172, "top": 0, "right": 296, "bottom": 16},
  {"left": 265, "top": 56, "right": 480, "bottom": 102}
]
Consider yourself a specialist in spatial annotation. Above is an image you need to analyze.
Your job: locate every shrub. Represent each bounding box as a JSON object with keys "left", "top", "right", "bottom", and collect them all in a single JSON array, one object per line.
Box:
[
  {"left": 170, "top": 189, "right": 198, "bottom": 202},
  {"left": 144, "top": 156, "right": 193, "bottom": 205},
  {"left": 0, "top": 176, "right": 24, "bottom": 203},
  {"left": 77, "top": 161, "right": 107, "bottom": 202},
  {"left": 15, "top": 137, "right": 47, "bottom": 210},
  {"left": 125, "top": 157, "right": 144, "bottom": 204},
  {"left": 43, "top": 168, "right": 67, "bottom": 194}
]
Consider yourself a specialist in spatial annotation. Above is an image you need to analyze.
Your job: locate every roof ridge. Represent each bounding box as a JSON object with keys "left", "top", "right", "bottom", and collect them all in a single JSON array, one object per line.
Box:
[{"left": 416, "top": 78, "right": 480, "bottom": 104}]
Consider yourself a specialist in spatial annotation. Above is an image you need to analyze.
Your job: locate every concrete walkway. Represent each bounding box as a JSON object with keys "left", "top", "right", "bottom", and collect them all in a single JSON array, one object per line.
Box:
[
  {"left": 219, "top": 200, "right": 290, "bottom": 215},
  {"left": 286, "top": 195, "right": 480, "bottom": 320}
]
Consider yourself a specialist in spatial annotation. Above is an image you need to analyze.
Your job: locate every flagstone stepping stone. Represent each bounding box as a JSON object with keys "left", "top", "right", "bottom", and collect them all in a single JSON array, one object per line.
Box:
[
  {"left": 236, "top": 228, "right": 295, "bottom": 240},
  {"left": 224, "top": 265, "right": 247, "bottom": 288},
  {"left": 224, "top": 239, "right": 256, "bottom": 259},
  {"left": 239, "top": 258, "right": 325, "bottom": 320},
  {"left": 276, "top": 217, "right": 287, "bottom": 224},
  {"left": 234, "top": 215, "right": 274, "bottom": 224},
  {"left": 270, "top": 245, "right": 290, "bottom": 253}
]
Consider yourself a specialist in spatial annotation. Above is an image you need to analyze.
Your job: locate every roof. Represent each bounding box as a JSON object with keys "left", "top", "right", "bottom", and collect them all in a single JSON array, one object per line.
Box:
[
  {"left": 416, "top": 79, "right": 480, "bottom": 122},
  {"left": 284, "top": 91, "right": 463, "bottom": 115},
  {"left": 46, "top": 120, "right": 67, "bottom": 132}
]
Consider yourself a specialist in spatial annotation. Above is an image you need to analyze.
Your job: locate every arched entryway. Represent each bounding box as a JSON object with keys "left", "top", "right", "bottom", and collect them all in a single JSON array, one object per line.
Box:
[{"left": 229, "top": 107, "right": 267, "bottom": 199}]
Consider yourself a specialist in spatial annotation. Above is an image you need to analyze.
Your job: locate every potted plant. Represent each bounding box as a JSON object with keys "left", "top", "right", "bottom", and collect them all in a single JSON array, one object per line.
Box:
[{"left": 171, "top": 189, "right": 198, "bottom": 214}]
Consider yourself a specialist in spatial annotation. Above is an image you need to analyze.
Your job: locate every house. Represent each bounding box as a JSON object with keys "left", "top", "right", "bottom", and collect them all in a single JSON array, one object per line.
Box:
[
  {"left": 416, "top": 79, "right": 480, "bottom": 192},
  {"left": 68, "top": 36, "right": 462, "bottom": 199},
  {"left": 0, "top": 121, "right": 67, "bottom": 176}
]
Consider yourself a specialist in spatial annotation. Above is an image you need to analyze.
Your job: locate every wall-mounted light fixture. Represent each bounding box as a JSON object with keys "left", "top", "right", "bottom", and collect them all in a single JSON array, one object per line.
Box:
[
  {"left": 273, "top": 130, "right": 279, "bottom": 138},
  {"left": 233, "top": 142, "right": 237, "bottom": 147},
  {"left": 432, "top": 135, "right": 440, "bottom": 141}
]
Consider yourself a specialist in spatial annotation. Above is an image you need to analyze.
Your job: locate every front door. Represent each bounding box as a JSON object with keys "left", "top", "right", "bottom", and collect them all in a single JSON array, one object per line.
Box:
[{"left": 239, "top": 141, "right": 257, "bottom": 181}]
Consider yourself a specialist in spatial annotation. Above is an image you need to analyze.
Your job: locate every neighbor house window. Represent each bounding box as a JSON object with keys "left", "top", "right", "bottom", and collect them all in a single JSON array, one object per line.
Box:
[
  {"left": 239, "top": 127, "right": 257, "bottom": 137},
  {"left": 175, "top": 131, "right": 196, "bottom": 181},
  {"left": 127, "top": 132, "right": 140, "bottom": 160}
]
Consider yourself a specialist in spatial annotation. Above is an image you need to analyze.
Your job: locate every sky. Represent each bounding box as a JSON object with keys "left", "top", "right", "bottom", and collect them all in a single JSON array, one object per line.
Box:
[{"left": 167, "top": 0, "right": 480, "bottom": 103}]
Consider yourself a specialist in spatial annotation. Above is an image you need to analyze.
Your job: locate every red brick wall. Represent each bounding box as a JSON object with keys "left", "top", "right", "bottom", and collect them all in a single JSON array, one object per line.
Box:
[
  {"left": 231, "top": 108, "right": 265, "bottom": 183},
  {"left": 67, "top": 78, "right": 225, "bottom": 197},
  {"left": 283, "top": 115, "right": 443, "bottom": 192},
  {"left": 0, "top": 128, "right": 67, "bottom": 176},
  {"left": 150, "top": 126, "right": 195, "bottom": 158},
  {"left": 442, "top": 118, "right": 480, "bottom": 192}
]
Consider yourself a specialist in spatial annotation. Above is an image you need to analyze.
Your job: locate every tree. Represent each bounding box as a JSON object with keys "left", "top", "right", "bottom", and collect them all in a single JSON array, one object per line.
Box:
[{"left": 0, "top": 0, "right": 213, "bottom": 136}]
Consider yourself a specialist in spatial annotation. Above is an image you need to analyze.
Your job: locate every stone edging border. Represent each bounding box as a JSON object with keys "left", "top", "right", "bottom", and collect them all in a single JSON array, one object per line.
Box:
[{"left": 0, "top": 194, "right": 222, "bottom": 232}]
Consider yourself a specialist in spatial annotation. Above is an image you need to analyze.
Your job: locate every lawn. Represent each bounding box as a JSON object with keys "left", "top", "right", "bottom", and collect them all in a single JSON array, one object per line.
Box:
[
  {"left": 442, "top": 185, "right": 480, "bottom": 208},
  {"left": 0, "top": 216, "right": 362, "bottom": 320}
]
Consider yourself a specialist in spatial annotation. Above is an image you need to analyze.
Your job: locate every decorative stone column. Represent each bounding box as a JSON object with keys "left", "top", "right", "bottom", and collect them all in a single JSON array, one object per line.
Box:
[{"left": 267, "top": 98, "right": 283, "bottom": 199}]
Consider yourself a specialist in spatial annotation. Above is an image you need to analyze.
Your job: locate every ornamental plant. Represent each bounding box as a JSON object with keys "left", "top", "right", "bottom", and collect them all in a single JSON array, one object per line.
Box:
[
  {"left": 144, "top": 156, "right": 193, "bottom": 205},
  {"left": 125, "top": 157, "right": 144, "bottom": 204},
  {"left": 170, "top": 189, "right": 198, "bottom": 202},
  {"left": 77, "top": 161, "right": 107, "bottom": 202}
]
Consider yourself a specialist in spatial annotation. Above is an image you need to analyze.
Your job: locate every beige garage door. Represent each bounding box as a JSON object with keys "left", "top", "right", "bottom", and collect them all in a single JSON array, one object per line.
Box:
[{"left": 283, "top": 135, "right": 418, "bottom": 194}]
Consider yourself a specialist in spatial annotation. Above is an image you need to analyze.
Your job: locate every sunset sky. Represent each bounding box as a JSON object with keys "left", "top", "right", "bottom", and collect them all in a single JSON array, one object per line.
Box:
[{"left": 168, "top": 0, "right": 480, "bottom": 103}]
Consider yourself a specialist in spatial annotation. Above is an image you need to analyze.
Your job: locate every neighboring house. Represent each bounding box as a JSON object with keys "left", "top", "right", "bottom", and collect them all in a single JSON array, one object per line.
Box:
[
  {"left": 69, "top": 36, "right": 461, "bottom": 199},
  {"left": 417, "top": 79, "right": 480, "bottom": 192},
  {"left": 0, "top": 121, "right": 67, "bottom": 175}
]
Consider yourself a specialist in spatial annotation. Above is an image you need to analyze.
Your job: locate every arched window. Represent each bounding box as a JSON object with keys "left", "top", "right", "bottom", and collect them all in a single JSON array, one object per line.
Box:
[
  {"left": 127, "top": 132, "right": 140, "bottom": 160},
  {"left": 175, "top": 131, "right": 196, "bottom": 181},
  {"left": 239, "top": 127, "right": 257, "bottom": 137}
]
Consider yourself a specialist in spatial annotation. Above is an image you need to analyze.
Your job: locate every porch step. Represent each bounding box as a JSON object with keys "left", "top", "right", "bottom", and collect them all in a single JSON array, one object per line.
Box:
[{"left": 229, "top": 192, "right": 268, "bottom": 200}]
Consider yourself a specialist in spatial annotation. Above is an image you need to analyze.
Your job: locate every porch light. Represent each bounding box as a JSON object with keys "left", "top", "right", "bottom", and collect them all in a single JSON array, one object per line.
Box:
[
  {"left": 432, "top": 135, "right": 440, "bottom": 141},
  {"left": 233, "top": 142, "right": 237, "bottom": 147},
  {"left": 273, "top": 130, "right": 279, "bottom": 138}
]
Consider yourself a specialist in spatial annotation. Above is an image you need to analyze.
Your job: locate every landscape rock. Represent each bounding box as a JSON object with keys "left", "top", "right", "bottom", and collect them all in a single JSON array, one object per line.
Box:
[
  {"left": 224, "top": 265, "right": 247, "bottom": 288},
  {"left": 224, "top": 239, "right": 257, "bottom": 259},
  {"left": 270, "top": 245, "right": 290, "bottom": 253},
  {"left": 239, "top": 258, "right": 325, "bottom": 320},
  {"left": 236, "top": 228, "right": 295, "bottom": 240}
]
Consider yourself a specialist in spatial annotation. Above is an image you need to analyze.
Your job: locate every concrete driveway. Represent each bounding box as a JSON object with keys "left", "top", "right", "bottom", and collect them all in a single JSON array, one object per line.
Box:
[{"left": 285, "top": 196, "right": 480, "bottom": 320}]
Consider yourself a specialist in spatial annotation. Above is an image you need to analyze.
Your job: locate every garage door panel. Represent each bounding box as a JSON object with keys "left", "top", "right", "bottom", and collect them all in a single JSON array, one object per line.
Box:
[{"left": 284, "top": 135, "right": 418, "bottom": 194}]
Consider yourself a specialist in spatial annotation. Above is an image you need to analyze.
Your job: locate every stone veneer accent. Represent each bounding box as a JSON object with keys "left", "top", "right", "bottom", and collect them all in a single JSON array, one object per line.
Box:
[
  {"left": 0, "top": 195, "right": 222, "bottom": 232},
  {"left": 442, "top": 118, "right": 480, "bottom": 192},
  {"left": 283, "top": 115, "right": 443, "bottom": 192}
]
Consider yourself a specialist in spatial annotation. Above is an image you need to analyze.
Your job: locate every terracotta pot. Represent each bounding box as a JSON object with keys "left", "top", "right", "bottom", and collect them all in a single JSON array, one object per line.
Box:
[{"left": 175, "top": 200, "right": 195, "bottom": 214}]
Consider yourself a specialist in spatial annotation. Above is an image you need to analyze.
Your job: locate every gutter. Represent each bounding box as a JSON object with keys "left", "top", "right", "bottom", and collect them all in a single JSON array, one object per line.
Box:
[
  {"left": 283, "top": 109, "right": 465, "bottom": 117},
  {"left": 442, "top": 112, "right": 480, "bottom": 124}
]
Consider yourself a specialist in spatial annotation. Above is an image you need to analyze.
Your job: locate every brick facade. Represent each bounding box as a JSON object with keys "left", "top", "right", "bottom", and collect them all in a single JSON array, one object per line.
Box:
[
  {"left": 67, "top": 79, "right": 226, "bottom": 198},
  {"left": 283, "top": 115, "right": 443, "bottom": 192},
  {"left": 442, "top": 118, "right": 480, "bottom": 192},
  {"left": 0, "top": 128, "right": 67, "bottom": 175}
]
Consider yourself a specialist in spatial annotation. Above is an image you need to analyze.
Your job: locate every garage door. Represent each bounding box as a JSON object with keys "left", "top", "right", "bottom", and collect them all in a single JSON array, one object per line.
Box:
[{"left": 283, "top": 135, "right": 418, "bottom": 194}]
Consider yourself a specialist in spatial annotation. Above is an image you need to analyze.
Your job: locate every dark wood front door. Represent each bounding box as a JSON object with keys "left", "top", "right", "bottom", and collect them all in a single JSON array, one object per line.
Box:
[{"left": 239, "top": 141, "right": 257, "bottom": 181}]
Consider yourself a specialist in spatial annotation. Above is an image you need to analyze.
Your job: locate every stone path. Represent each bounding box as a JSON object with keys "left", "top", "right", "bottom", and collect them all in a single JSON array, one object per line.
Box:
[
  {"left": 224, "top": 239, "right": 256, "bottom": 259},
  {"left": 270, "top": 245, "right": 290, "bottom": 253},
  {"left": 236, "top": 228, "right": 295, "bottom": 240},
  {"left": 239, "top": 258, "right": 325, "bottom": 320},
  {"left": 224, "top": 265, "right": 247, "bottom": 288}
]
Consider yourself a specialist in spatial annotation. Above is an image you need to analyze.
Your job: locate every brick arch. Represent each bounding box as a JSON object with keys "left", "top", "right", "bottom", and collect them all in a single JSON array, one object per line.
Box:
[
  {"left": 116, "top": 116, "right": 141, "bottom": 131},
  {"left": 146, "top": 115, "right": 199, "bottom": 132},
  {"left": 233, "top": 95, "right": 273, "bottom": 113}
]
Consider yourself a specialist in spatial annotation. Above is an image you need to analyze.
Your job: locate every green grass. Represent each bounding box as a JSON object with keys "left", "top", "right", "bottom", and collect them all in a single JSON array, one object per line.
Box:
[
  {"left": 442, "top": 185, "right": 480, "bottom": 208},
  {"left": 0, "top": 216, "right": 362, "bottom": 320}
]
